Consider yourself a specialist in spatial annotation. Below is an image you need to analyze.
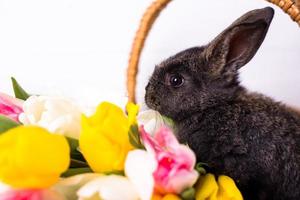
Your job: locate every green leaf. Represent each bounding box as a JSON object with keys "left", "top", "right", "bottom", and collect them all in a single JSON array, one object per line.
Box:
[
  {"left": 0, "top": 115, "right": 20, "bottom": 134},
  {"left": 62, "top": 167, "right": 93, "bottom": 177},
  {"left": 162, "top": 115, "right": 175, "bottom": 128},
  {"left": 128, "top": 124, "right": 145, "bottom": 149},
  {"left": 67, "top": 138, "right": 88, "bottom": 168},
  {"left": 70, "top": 150, "right": 86, "bottom": 162},
  {"left": 180, "top": 187, "right": 196, "bottom": 200},
  {"left": 66, "top": 137, "right": 87, "bottom": 163},
  {"left": 105, "top": 170, "right": 125, "bottom": 176},
  {"left": 195, "top": 162, "right": 209, "bottom": 175},
  {"left": 11, "top": 77, "right": 30, "bottom": 100},
  {"left": 66, "top": 137, "right": 79, "bottom": 152},
  {"left": 68, "top": 140, "right": 88, "bottom": 167},
  {"left": 70, "top": 159, "right": 89, "bottom": 168}
]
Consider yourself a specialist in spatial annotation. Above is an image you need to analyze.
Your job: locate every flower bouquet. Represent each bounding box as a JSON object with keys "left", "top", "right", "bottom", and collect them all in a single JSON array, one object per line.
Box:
[{"left": 0, "top": 78, "right": 243, "bottom": 200}]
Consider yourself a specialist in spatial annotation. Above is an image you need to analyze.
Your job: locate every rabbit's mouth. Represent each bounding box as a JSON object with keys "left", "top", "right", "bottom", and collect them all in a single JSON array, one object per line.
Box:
[
  {"left": 145, "top": 83, "right": 162, "bottom": 111},
  {"left": 145, "top": 93, "right": 160, "bottom": 111}
]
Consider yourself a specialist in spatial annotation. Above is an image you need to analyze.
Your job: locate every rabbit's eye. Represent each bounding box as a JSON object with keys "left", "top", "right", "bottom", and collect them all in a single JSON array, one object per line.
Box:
[{"left": 169, "top": 74, "right": 184, "bottom": 87}]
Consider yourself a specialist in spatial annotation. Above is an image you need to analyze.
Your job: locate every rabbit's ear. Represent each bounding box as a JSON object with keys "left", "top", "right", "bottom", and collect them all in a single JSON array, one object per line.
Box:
[{"left": 205, "top": 7, "right": 274, "bottom": 75}]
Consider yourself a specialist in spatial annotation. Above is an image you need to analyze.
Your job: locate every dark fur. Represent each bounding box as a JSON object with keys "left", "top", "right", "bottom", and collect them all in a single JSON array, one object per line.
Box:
[{"left": 145, "top": 7, "right": 300, "bottom": 200}]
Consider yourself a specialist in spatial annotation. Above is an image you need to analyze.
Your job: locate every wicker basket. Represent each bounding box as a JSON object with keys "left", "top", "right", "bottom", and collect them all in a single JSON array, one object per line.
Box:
[{"left": 126, "top": 0, "right": 300, "bottom": 103}]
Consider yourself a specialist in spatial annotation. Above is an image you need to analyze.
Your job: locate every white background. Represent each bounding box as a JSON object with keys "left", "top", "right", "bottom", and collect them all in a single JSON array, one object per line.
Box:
[{"left": 0, "top": 0, "right": 299, "bottom": 108}]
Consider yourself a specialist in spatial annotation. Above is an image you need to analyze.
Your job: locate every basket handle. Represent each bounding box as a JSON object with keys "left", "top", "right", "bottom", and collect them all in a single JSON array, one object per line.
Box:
[{"left": 126, "top": 0, "right": 300, "bottom": 103}]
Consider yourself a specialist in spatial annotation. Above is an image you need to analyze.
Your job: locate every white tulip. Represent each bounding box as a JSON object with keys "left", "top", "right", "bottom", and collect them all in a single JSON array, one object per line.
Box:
[
  {"left": 77, "top": 175, "right": 139, "bottom": 200},
  {"left": 138, "top": 110, "right": 173, "bottom": 136},
  {"left": 19, "top": 96, "right": 82, "bottom": 139},
  {"left": 125, "top": 150, "right": 157, "bottom": 200},
  {"left": 53, "top": 173, "right": 101, "bottom": 200},
  {"left": 0, "top": 182, "right": 10, "bottom": 194}
]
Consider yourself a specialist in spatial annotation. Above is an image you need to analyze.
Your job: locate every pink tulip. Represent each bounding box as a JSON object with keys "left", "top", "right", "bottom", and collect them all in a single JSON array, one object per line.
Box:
[
  {"left": 0, "top": 93, "right": 23, "bottom": 122},
  {"left": 140, "top": 126, "right": 199, "bottom": 194},
  {"left": 0, "top": 189, "right": 42, "bottom": 200},
  {"left": 0, "top": 189, "right": 64, "bottom": 200}
]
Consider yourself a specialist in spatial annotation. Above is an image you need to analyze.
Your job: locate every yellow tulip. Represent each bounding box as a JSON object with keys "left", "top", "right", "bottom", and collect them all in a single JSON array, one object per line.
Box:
[
  {"left": 126, "top": 102, "right": 139, "bottom": 125},
  {"left": 217, "top": 176, "right": 243, "bottom": 200},
  {"left": 195, "top": 174, "right": 218, "bottom": 200},
  {"left": 151, "top": 193, "right": 181, "bottom": 200},
  {"left": 79, "top": 102, "right": 138, "bottom": 173},
  {"left": 0, "top": 126, "right": 70, "bottom": 189},
  {"left": 162, "top": 194, "right": 182, "bottom": 200},
  {"left": 195, "top": 173, "right": 243, "bottom": 200},
  {"left": 151, "top": 193, "right": 163, "bottom": 200}
]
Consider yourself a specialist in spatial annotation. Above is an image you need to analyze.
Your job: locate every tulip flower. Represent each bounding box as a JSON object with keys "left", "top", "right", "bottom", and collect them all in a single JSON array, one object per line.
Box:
[
  {"left": 152, "top": 193, "right": 181, "bottom": 200},
  {"left": 195, "top": 173, "right": 243, "bottom": 200},
  {"left": 141, "top": 126, "right": 199, "bottom": 194},
  {"left": 53, "top": 173, "right": 102, "bottom": 200},
  {"left": 19, "top": 96, "right": 82, "bottom": 139},
  {"left": 77, "top": 175, "right": 139, "bottom": 200},
  {"left": 79, "top": 102, "right": 138, "bottom": 173},
  {"left": 125, "top": 126, "right": 198, "bottom": 198},
  {"left": 138, "top": 110, "right": 166, "bottom": 136},
  {"left": 137, "top": 110, "right": 175, "bottom": 136},
  {"left": 53, "top": 173, "right": 140, "bottom": 200},
  {"left": 125, "top": 149, "right": 157, "bottom": 200},
  {"left": 0, "top": 92, "right": 23, "bottom": 122},
  {"left": 0, "top": 126, "right": 70, "bottom": 189},
  {"left": 0, "top": 189, "right": 65, "bottom": 200}
]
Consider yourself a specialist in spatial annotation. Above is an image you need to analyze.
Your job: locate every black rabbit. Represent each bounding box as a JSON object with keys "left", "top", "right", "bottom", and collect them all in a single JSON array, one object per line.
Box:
[{"left": 145, "top": 7, "right": 300, "bottom": 200}]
